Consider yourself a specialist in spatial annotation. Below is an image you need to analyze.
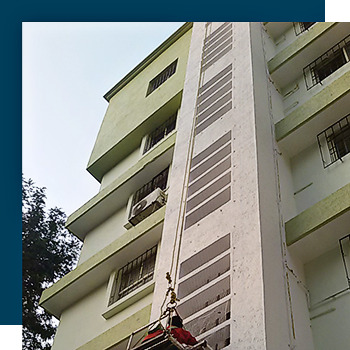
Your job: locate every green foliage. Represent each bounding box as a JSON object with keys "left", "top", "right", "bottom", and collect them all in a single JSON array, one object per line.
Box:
[{"left": 22, "top": 177, "right": 81, "bottom": 349}]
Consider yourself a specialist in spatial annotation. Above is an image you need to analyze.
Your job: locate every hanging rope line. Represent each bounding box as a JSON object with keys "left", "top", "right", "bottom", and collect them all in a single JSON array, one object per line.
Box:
[{"left": 159, "top": 23, "right": 214, "bottom": 318}]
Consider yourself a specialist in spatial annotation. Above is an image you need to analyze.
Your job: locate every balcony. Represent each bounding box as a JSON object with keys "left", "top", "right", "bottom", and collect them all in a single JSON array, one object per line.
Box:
[
  {"left": 303, "top": 34, "right": 350, "bottom": 90},
  {"left": 268, "top": 22, "right": 350, "bottom": 90},
  {"left": 66, "top": 132, "right": 175, "bottom": 239},
  {"left": 39, "top": 206, "right": 165, "bottom": 318},
  {"left": 275, "top": 70, "right": 350, "bottom": 159},
  {"left": 143, "top": 113, "right": 177, "bottom": 154},
  {"left": 286, "top": 183, "right": 350, "bottom": 264}
]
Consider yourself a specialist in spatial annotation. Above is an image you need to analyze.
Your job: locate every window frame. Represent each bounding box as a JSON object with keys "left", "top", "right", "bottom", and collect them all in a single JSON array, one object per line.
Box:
[
  {"left": 293, "top": 22, "right": 316, "bottom": 36},
  {"left": 143, "top": 113, "right": 177, "bottom": 154},
  {"left": 146, "top": 59, "right": 178, "bottom": 96},
  {"left": 108, "top": 245, "right": 158, "bottom": 306},
  {"left": 317, "top": 113, "right": 350, "bottom": 168},
  {"left": 303, "top": 34, "right": 350, "bottom": 90}
]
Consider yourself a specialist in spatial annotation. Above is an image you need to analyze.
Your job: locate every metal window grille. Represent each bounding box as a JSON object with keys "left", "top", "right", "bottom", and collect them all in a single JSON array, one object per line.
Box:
[
  {"left": 144, "top": 114, "right": 177, "bottom": 154},
  {"left": 340, "top": 234, "right": 350, "bottom": 288},
  {"left": 146, "top": 59, "right": 178, "bottom": 96},
  {"left": 303, "top": 34, "right": 350, "bottom": 90},
  {"left": 131, "top": 167, "right": 169, "bottom": 207},
  {"left": 293, "top": 22, "right": 316, "bottom": 36},
  {"left": 317, "top": 113, "right": 350, "bottom": 168},
  {"left": 109, "top": 245, "right": 157, "bottom": 305}
]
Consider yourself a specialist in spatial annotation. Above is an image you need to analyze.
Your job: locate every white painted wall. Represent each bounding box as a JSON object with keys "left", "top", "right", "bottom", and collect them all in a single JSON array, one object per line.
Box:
[
  {"left": 263, "top": 22, "right": 350, "bottom": 350},
  {"left": 283, "top": 245, "right": 315, "bottom": 350},
  {"left": 251, "top": 21, "right": 315, "bottom": 350},
  {"left": 305, "top": 245, "right": 350, "bottom": 350},
  {"left": 277, "top": 153, "right": 298, "bottom": 222},
  {"left": 152, "top": 21, "right": 293, "bottom": 350},
  {"left": 260, "top": 22, "right": 317, "bottom": 349},
  {"left": 263, "top": 23, "right": 295, "bottom": 61},
  {"left": 291, "top": 142, "right": 350, "bottom": 214},
  {"left": 273, "top": 24, "right": 297, "bottom": 54},
  {"left": 251, "top": 21, "right": 292, "bottom": 350}
]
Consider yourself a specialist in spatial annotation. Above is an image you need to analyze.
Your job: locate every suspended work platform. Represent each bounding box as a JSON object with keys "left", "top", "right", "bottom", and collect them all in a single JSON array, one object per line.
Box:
[
  {"left": 130, "top": 332, "right": 211, "bottom": 350},
  {"left": 127, "top": 278, "right": 213, "bottom": 350},
  {"left": 126, "top": 319, "right": 213, "bottom": 350}
]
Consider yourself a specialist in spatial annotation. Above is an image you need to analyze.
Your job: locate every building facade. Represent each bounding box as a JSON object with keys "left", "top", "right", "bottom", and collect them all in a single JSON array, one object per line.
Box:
[{"left": 40, "top": 22, "right": 350, "bottom": 350}]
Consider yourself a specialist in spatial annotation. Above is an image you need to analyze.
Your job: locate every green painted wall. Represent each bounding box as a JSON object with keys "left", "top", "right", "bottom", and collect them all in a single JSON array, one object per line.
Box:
[
  {"left": 77, "top": 304, "right": 151, "bottom": 350},
  {"left": 66, "top": 132, "right": 176, "bottom": 237},
  {"left": 39, "top": 206, "right": 165, "bottom": 316},
  {"left": 88, "top": 27, "right": 192, "bottom": 181}
]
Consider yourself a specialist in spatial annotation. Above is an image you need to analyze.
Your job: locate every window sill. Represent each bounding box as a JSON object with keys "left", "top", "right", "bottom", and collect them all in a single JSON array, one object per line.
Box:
[{"left": 102, "top": 280, "right": 155, "bottom": 319}]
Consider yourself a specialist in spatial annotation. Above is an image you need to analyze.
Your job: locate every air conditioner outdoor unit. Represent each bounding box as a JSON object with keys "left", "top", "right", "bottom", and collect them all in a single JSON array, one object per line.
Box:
[{"left": 128, "top": 188, "right": 167, "bottom": 226}]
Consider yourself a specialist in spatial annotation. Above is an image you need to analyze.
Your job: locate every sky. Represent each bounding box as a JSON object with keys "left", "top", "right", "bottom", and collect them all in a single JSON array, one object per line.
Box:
[{"left": 22, "top": 22, "right": 185, "bottom": 216}]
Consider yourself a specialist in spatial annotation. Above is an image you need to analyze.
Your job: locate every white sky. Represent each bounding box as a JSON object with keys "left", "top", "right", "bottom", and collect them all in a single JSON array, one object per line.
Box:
[{"left": 22, "top": 22, "right": 185, "bottom": 216}]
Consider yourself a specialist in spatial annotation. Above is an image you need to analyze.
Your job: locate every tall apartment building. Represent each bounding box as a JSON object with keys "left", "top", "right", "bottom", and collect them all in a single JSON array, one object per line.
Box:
[{"left": 40, "top": 22, "right": 350, "bottom": 350}]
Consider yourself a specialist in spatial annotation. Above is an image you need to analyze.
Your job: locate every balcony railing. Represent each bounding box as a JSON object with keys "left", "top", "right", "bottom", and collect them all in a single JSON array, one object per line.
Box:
[
  {"left": 143, "top": 114, "right": 177, "bottom": 154},
  {"left": 293, "top": 22, "right": 316, "bottom": 36},
  {"left": 131, "top": 167, "right": 169, "bottom": 207},
  {"left": 303, "top": 34, "right": 350, "bottom": 90},
  {"left": 317, "top": 113, "right": 350, "bottom": 168}
]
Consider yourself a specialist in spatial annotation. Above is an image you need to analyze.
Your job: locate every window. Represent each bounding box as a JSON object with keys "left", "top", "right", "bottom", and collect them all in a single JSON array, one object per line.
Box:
[
  {"left": 303, "top": 34, "right": 350, "bottom": 89},
  {"left": 317, "top": 114, "right": 350, "bottom": 168},
  {"left": 109, "top": 245, "right": 157, "bottom": 305},
  {"left": 293, "top": 22, "right": 316, "bottom": 36},
  {"left": 146, "top": 59, "right": 178, "bottom": 96},
  {"left": 131, "top": 167, "right": 169, "bottom": 208},
  {"left": 340, "top": 234, "right": 350, "bottom": 288},
  {"left": 143, "top": 113, "right": 177, "bottom": 153}
]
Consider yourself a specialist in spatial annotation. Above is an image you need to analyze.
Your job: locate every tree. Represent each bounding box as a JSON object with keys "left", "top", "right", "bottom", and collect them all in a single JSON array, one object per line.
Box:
[{"left": 22, "top": 177, "right": 81, "bottom": 349}]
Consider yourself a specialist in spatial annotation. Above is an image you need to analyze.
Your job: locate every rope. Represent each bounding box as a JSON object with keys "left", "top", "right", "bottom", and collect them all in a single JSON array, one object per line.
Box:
[{"left": 159, "top": 22, "right": 213, "bottom": 317}]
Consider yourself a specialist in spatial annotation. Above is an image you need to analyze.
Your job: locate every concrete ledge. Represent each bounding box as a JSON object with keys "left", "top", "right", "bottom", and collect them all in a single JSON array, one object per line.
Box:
[
  {"left": 66, "top": 131, "right": 176, "bottom": 239},
  {"left": 286, "top": 183, "right": 350, "bottom": 246},
  {"left": 268, "top": 22, "right": 336, "bottom": 74},
  {"left": 39, "top": 207, "right": 165, "bottom": 317},
  {"left": 275, "top": 70, "right": 350, "bottom": 141},
  {"left": 102, "top": 281, "right": 155, "bottom": 320},
  {"left": 77, "top": 304, "right": 152, "bottom": 350},
  {"left": 88, "top": 92, "right": 182, "bottom": 182}
]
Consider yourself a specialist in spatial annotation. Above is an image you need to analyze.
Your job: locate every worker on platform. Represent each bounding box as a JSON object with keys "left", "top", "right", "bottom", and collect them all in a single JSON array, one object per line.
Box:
[
  {"left": 168, "top": 315, "right": 198, "bottom": 346},
  {"left": 141, "top": 315, "right": 198, "bottom": 346}
]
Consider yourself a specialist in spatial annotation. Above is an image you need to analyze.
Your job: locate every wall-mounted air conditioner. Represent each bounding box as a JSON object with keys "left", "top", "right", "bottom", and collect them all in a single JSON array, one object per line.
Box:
[{"left": 128, "top": 188, "right": 167, "bottom": 226}]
